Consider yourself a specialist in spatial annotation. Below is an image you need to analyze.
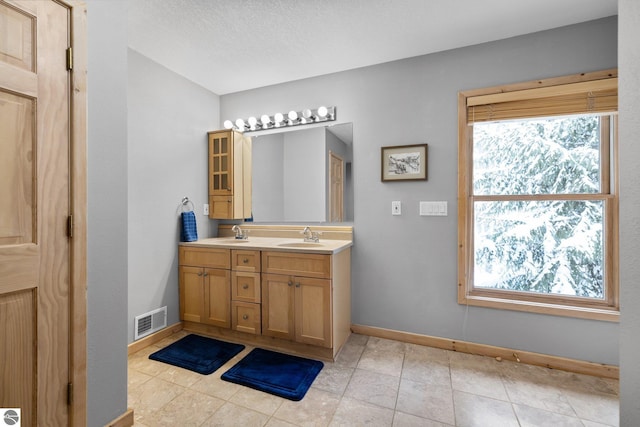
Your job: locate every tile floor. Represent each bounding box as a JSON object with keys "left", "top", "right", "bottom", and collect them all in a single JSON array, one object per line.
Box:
[{"left": 128, "top": 331, "right": 619, "bottom": 426}]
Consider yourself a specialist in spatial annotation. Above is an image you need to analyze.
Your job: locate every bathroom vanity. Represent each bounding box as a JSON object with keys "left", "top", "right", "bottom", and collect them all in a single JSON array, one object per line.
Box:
[{"left": 178, "top": 225, "right": 352, "bottom": 361}]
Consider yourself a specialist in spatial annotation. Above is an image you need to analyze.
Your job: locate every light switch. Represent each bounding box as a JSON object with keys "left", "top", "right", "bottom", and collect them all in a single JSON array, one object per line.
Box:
[
  {"left": 203, "top": 204, "right": 209, "bottom": 215},
  {"left": 420, "top": 201, "right": 447, "bottom": 216},
  {"left": 392, "top": 201, "right": 402, "bottom": 215}
]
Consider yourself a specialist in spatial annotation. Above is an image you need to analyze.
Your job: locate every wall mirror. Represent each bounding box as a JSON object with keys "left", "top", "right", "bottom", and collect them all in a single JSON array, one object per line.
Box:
[{"left": 250, "top": 123, "right": 353, "bottom": 223}]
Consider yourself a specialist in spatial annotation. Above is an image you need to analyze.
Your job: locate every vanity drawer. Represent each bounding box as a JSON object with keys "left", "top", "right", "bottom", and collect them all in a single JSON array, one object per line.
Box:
[
  {"left": 262, "top": 251, "right": 331, "bottom": 279},
  {"left": 231, "top": 249, "right": 261, "bottom": 272},
  {"left": 179, "top": 246, "right": 230, "bottom": 269},
  {"left": 232, "top": 272, "right": 261, "bottom": 303},
  {"left": 232, "top": 301, "right": 261, "bottom": 335}
]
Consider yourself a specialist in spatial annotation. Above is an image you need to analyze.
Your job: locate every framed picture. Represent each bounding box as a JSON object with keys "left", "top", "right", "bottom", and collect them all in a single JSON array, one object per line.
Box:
[{"left": 381, "top": 144, "right": 428, "bottom": 182}]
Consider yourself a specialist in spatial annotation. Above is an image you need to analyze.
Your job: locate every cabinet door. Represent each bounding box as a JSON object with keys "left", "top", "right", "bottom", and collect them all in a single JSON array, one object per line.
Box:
[
  {"left": 209, "top": 131, "right": 233, "bottom": 196},
  {"left": 203, "top": 268, "right": 231, "bottom": 328},
  {"left": 261, "top": 273, "right": 295, "bottom": 340},
  {"left": 179, "top": 266, "right": 204, "bottom": 323},
  {"left": 295, "top": 276, "right": 332, "bottom": 348},
  {"left": 210, "top": 195, "right": 233, "bottom": 219}
]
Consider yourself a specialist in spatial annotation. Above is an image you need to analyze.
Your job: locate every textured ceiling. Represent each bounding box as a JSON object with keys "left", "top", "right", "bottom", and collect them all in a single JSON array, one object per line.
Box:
[{"left": 128, "top": 0, "right": 617, "bottom": 95}]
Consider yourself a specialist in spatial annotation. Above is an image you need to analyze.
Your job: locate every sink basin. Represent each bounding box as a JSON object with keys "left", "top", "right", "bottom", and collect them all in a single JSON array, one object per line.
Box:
[{"left": 277, "top": 242, "right": 323, "bottom": 248}]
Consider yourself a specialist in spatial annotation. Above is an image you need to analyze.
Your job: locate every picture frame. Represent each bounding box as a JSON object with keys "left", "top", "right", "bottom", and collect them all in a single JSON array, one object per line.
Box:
[{"left": 381, "top": 144, "right": 428, "bottom": 182}]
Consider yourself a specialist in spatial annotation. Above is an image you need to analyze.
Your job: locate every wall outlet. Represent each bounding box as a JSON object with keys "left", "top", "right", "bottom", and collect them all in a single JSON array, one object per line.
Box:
[
  {"left": 392, "top": 201, "right": 402, "bottom": 215},
  {"left": 203, "top": 203, "right": 209, "bottom": 215}
]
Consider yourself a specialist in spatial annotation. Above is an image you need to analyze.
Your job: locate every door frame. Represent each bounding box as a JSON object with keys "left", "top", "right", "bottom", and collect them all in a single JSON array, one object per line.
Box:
[{"left": 65, "top": 1, "right": 87, "bottom": 425}]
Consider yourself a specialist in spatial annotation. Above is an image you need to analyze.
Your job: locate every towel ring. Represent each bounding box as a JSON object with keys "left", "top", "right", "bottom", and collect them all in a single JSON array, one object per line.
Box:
[{"left": 181, "top": 196, "right": 195, "bottom": 211}]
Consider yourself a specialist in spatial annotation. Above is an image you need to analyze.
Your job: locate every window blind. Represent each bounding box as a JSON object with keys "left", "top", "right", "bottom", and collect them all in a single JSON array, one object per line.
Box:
[{"left": 467, "top": 78, "right": 618, "bottom": 123}]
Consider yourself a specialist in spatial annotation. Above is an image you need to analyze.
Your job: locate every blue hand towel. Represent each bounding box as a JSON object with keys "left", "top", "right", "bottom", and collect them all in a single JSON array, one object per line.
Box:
[{"left": 181, "top": 211, "right": 198, "bottom": 242}]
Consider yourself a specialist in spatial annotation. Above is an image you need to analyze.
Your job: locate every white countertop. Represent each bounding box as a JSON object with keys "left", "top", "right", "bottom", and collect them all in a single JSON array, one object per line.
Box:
[{"left": 179, "top": 236, "right": 352, "bottom": 254}]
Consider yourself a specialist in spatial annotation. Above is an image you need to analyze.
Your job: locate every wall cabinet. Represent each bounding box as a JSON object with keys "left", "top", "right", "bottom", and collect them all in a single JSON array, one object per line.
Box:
[{"left": 208, "top": 130, "right": 252, "bottom": 219}]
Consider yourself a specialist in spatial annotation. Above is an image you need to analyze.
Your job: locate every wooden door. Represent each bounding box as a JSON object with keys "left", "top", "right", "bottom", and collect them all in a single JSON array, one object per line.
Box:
[
  {"left": 295, "top": 277, "right": 332, "bottom": 348},
  {"left": 0, "top": 1, "right": 73, "bottom": 425},
  {"left": 203, "top": 268, "right": 231, "bottom": 328},
  {"left": 261, "top": 273, "right": 295, "bottom": 340},
  {"left": 329, "top": 151, "right": 344, "bottom": 222},
  {"left": 179, "top": 266, "right": 204, "bottom": 323}
]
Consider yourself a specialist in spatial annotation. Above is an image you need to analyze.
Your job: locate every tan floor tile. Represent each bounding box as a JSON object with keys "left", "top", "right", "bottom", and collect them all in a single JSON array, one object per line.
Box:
[
  {"left": 144, "top": 389, "right": 225, "bottom": 426},
  {"left": 402, "top": 354, "right": 451, "bottom": 387},
  {"left": 513, "top": 403, "right": 584, "bottom": 427},
  {"left": 366, "top": 336, "right": 408, "bottom": 353},
  {"left": 564, "top": 388, "right": 619, "bottom": 426},
  {"left": 393, "top": 411, "right": 453, "bottom": 426},
  {"left": 357, "top": 347, "right": 404, "bottom": 377},
  {"left": 190, "top": 373, "right": 243, "bottom": 400},
  {"left": 329, "top": 396, "right": 394, "bottom": 426},
  {"left": 229, "top": 385, "right": 286, "bottom": 416},
  {"left": 449, "top": 353, "right": 508, "bottom": 401},
  {"left": 333, "top": 341, "right": 365, "bottom": 368},
  {"left": 311, "top": 363, "right": 354, "bottom": 395},
  {"left": 273, "top": 388, "right": 341, "bottom": 427},
  {"left": 344, "top": 368, "right": 400, "bottom": 409},
  {"left": 129, "top": 377, "right": 185, "bottom": 424},
  {"left": 128, "top": 367, "right": 153, "bottom": 389},
  {"left": 346, "top": 333, "right": 370, "bottom": 346},
  {"left": 201, "top": 401, "right": 270, "bottom": 427},
  {"left": 453, "top": 390, "right": 519, "bottom": 427},
  {"left": 265, "top": 418, "right": 299, "bottom": 427},
  {"left": 396, "top": 379, "right": 455, "bottom": 425},
  {"left": 156, "top": 365, "right": 207, "bottom": 388}
]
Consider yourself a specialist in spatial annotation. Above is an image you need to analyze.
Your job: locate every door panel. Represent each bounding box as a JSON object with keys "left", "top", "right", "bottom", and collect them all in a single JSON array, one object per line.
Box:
[
  {"left": 0, "top": 90, "right": 35, "bottom": 245},
  {"left": 0, "top": 1, "right": 71, "bottom": 425}
]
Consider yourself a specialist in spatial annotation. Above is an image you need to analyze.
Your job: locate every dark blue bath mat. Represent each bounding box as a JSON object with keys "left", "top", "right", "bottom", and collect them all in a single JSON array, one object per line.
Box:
[
  {"left": 221, "top": 348, "right": 324, "bottom": 401},
  {"left": 149, "top": 334, "right": 245, "bottom": 375}
]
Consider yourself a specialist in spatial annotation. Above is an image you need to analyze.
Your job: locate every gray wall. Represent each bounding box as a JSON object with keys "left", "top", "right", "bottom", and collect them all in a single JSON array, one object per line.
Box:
[
  {"left": 221, "top": 17, "right": 620, "bottom": 365},
  {"left": 618, "top": 0, "right": 640, "bottom": 423},
  {"left": 127, "top": 50, "right": 218, "bottom": 342},
  {"left": 86, "top": 1, "right": 129, "bottom": 425}
]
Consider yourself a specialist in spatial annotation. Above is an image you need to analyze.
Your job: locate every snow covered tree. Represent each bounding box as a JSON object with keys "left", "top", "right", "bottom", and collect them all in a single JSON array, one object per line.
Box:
[{"left": 472, "top": 115, "right": 605, "bottom": 298}]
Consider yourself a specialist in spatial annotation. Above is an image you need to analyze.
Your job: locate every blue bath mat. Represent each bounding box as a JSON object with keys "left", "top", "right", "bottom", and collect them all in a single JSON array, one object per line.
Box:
[
  {"left": 149, "top": 334, "right": 245, "bottom": 375},
  {"left": 221, "top": 348, "right": 324, "bottom": 401}
]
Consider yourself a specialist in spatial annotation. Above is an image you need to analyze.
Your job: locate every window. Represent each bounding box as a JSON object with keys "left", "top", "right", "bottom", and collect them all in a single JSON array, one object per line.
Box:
[{"left": 458, "top": 70, "right": 618, "bottom": 321}]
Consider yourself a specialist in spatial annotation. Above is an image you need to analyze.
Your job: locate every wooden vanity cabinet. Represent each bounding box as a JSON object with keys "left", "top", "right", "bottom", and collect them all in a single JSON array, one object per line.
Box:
[
  {"left": 261, "top": 252, "right": 333, "bottom": 348},
  {"left": 178, "top": 246, "right": 231, "bottom": 328},
  {"left": 208, "top": 130, "right": 252, "bottom": 219},
  {"left": 231, "top": 250, "right": 261, "bottom": 335}
]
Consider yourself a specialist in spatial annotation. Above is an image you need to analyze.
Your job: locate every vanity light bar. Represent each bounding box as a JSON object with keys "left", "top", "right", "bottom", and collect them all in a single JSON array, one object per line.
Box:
[{"left": 223, "top": 106, "right": 336, "bottom": 133}]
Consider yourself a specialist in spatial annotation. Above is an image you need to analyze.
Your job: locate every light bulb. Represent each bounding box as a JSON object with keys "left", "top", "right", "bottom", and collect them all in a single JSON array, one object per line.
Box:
[
  {"left": 274, "top": 113, "right": 284, "bottom": 123},
  {"left": 223, "top": 120, "right": 234, "bottom": 129},
  {"left": 288, "top": 110, "right": 298, "bottom": 121},
  {"left": 317, "top": 106, "right": 328, "bottom": 118},
  {"left": 302, "top": 109, "right": 313, "bottom": 119},
  {"left": 235, "top": 118, "right": 246, "bottom": 129},
  {"left": 248, "top": 116, "right": 258, "bottom": 128},
  {"left": 261, "top": 115, "right": 272, "bottom": 126}
]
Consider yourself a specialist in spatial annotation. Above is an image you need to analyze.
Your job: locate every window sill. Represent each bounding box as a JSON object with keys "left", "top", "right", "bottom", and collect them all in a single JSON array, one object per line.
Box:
[{"left": 459, "top": 294, "right": 620, "bottom": 322}]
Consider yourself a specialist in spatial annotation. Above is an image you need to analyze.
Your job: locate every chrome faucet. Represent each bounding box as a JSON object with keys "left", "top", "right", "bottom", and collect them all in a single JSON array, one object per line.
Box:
[
  {"left": 301, "top": 226, "right": 321, "bottom": 243},
  {"left": 231, "top": 225, "right": 248, "bottom": 240}
]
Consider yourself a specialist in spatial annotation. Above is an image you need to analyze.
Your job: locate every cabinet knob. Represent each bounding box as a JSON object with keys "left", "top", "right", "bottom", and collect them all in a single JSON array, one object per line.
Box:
[
  {"left": 242, "top": 284, "right": 249, "bottom": 289},
  {"left": 288, "top": 281, "right": 293, "bottom": 287},
  {"left": 203, "top": 272, "right": 208, "bottom": 277},
  {"left": 242, "top": 314, "right": 249, "bottom": 320},
  {"left": 295, "top": 282, "right": 301, "bottom": 288},
  {"left": 197, "top": 271, "right": 203, "bottom": 277},
  {"left": 243, "top": 258, "right": 249, "bottom": 263}
]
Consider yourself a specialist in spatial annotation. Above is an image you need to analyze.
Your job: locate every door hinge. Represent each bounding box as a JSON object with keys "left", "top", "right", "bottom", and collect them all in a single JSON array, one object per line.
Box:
[
  {"left": 67, "top": 215, "right": 73, "bottom": 238},
  {"left": 66, "top": 47, "right": 73, "bottom": 71},
  {"left": 67, "top": 382, "right": 73, "bottom": 405}
]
